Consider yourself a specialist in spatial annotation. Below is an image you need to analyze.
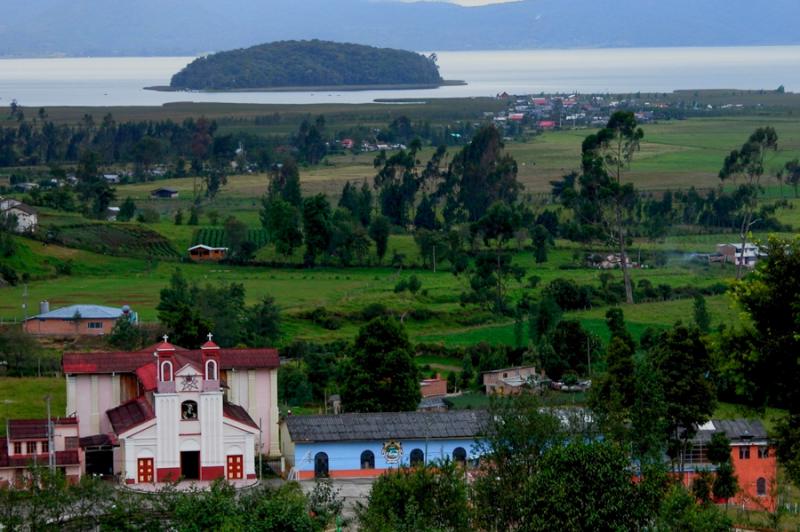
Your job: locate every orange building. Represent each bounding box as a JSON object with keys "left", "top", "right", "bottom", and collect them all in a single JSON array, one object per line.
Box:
[
  {"left": 680, "top": 419, "right": 776, "bottom": 512},
  {"left": 188, "top": 245, "right": 228, "bottom": 261}
]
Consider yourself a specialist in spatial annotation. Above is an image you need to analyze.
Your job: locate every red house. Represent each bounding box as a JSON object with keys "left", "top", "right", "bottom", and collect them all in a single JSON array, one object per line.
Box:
[{"left": 679, "top": 419, "right": 776, "bottom": 512}]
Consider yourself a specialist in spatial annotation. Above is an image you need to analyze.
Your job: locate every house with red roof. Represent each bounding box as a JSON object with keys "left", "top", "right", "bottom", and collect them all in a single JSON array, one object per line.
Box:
[
  {"left": 60, "top": 334, "right": 280, "bottom": 485},
  {"left": 0, "top": 418, "right": 80, "bottom": 487}
]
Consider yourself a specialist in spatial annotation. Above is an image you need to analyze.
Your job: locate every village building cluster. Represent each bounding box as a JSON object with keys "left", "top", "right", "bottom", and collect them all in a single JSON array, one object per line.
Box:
[{"left": 0, "top": 317, "right": 777, "bottom": 512}]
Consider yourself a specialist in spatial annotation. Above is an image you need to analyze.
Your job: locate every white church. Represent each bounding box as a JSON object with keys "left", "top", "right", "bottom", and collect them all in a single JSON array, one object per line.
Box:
[{"left": 61, "top": 335, "right": 280, "bottom": 485}]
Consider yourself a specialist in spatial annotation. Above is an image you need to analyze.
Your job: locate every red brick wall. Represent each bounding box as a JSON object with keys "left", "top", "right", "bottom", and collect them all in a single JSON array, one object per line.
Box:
[
  {"left": 421, "top": 378, "right": 447, "bottom": 398},
  {"left": 24, "top": 318, "right": 118, "bottom": 336}
]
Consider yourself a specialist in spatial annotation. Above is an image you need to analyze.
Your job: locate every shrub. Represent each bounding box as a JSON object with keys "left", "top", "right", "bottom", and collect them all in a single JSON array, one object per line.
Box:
[
  {"left": 407, "top": 274, "right": 422, "bottom": 294},
  {"left": 361, "top": 303, "right": 388, "bottom": 321}
]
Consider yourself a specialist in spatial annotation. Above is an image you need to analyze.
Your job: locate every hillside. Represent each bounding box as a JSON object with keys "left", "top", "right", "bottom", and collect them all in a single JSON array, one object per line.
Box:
[
  {"left": 168, "top": 41, "right": 444, "bottom": 91},
  {"left": 0, "top": 0, "right": 799, "bottom": 57}
]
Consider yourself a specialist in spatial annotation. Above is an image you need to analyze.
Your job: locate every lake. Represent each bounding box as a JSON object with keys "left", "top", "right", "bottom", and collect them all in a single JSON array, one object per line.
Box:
[{"left": 1, "top": 46, "right": 799, "bottom": 107}]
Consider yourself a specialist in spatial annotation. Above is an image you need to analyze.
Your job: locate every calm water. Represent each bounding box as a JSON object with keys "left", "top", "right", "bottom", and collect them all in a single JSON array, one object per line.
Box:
[{"left": 1, "top": 46, "right": 799, "bottom": 107}]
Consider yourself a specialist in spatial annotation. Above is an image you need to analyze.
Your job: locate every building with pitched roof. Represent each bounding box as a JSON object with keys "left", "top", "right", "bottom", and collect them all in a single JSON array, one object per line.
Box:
[
  {"left": 60, "top": 335, "right": 280, "bottom": 485},
  {"left": 0, "top": 418, "right": 80, "bottom": 487},
  {"left": 679, "top": 419, "right": 776, "bottom": 512},
  {"left": 280, "top": 410, "right": 488, "bottom": 480},
  {"left": 24, "top": 302, "right": 137, "bottom": 336}
]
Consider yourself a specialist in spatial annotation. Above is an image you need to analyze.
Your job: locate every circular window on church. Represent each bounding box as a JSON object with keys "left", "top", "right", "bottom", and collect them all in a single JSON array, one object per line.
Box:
[{"left": 181, "top": 400, "right": 198, "bottom": 420}]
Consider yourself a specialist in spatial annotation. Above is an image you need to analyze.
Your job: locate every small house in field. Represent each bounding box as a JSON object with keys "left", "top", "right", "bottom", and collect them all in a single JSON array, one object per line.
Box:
[
  {"left": 23, "top": 302, "right": 137, "bottom": 336},
  {"left": 537, "top": 120, "right": 557, "bottom": 130},
  {"left": 103, "top": 174, "right": 120, "bottom": 184},
  {"left": 0, "top": 418, "right": 81, "bottom": 487},
  {"left": 188, "top": 244, "right": 228, "bottom": 262},
  {"left": 716, "top": 243, "right": 763, "bottom": 268},
  {"left": 150, "top": 188, "right": 179, "bottom": 199},
  {"left": 0, "top": 202, "right": 37, "bottom": 233},
  {"left": 483, "top": 366, "right": 545, "bottom": 396}
]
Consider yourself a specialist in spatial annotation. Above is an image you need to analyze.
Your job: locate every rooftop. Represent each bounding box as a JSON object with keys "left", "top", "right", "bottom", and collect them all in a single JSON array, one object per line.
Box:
[
  {"left": 7, "top": 418, "right": 77, "bottom": 441},
  {"left": 285, "top": 410, "right": 488, "bottom": 443},
  {"left": 63, "top": 343, "right": 279, "bottom": 375},
  {"left": 692, "top": 419, "right": 769, "bottom": 444},
  {"left": 29, "top": 304, "right": 128, "bottom": 321},
  {"left": 107, "top": 397, "right": 155, "bottom": 435}
]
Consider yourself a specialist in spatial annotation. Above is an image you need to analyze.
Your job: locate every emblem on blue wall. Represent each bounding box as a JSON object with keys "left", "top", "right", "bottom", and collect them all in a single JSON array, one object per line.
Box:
[{"left": 382, "top": 440, "right": 403, "bottom": 464}]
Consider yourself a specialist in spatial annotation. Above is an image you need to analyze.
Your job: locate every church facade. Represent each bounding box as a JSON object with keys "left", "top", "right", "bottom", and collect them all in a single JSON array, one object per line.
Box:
[{"left": 62, "top": 336, "right": 280, "bottom": 485}]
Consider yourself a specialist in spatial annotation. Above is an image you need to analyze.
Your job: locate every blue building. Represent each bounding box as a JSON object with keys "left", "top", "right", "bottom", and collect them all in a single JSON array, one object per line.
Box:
[{"left": 281, "top": 410, "right": 488, "bottom": 480}]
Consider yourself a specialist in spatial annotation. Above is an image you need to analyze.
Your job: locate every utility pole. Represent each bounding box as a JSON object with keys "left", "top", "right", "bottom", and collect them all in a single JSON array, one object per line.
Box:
[
  {"left": 258, "top": 417, "right": 263, "bottom": 481},
  {"left": 586, "top": 338, "right": 592, "bottom": 378},
  {"left": 432, "top": 244, "right": 436, "bottom": 273},
  {"left": 22, "top": 284, "right": 28, "bottom": 321},
  {"left": 45, "top": 395, "right": 55, "bottom": 471}
]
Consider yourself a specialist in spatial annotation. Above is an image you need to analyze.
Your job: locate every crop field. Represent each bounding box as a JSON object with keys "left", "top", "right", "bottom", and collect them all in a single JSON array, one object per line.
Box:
[{"left": 191, "top": 227, "right": 269, "bottom": 249}]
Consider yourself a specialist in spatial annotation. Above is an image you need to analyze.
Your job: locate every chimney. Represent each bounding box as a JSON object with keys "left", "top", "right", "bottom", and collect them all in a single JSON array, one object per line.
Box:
[{"left": 39, "top": 301, "right": 49, "bottom": 315}]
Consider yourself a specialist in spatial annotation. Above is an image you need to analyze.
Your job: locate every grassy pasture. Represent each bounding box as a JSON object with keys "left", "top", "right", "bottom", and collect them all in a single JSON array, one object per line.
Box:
[{"left": 0, "top": 378, "right": 65, "bottom": 436}]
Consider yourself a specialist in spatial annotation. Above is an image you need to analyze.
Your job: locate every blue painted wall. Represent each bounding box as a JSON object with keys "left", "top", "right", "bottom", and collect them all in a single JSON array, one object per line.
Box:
[{"left": 294, "top": 438, "right": 484, "bottom": 473}]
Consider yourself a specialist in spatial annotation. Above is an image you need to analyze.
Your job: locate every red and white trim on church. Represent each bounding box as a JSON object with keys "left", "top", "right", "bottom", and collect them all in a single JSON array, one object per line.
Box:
[{"left": 58, "top": 334, "right": 280, "bottom": 486}]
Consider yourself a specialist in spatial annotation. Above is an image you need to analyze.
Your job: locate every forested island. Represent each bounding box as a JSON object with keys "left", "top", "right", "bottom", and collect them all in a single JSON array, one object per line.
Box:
[{"left": 163, "top": 40, "right": 451, "bottom": 91}]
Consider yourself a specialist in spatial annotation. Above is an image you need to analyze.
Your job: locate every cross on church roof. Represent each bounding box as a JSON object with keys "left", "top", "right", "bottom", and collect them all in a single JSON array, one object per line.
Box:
[
  {"left": 207, "top": 332, "right": 213, "bottom": 342},
  {"left": 162, "top": 334, "right": 169, "bottom": 343}
]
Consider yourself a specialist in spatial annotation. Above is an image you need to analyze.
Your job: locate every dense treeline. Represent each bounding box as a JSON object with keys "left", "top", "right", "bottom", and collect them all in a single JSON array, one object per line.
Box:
[{"left": 170, "top": 40, "right": 443, "bottom": 90}]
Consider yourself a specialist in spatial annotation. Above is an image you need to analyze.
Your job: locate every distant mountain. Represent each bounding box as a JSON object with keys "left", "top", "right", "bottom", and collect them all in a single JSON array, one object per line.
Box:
[
  {"left": 168, "top": 41, "right": 443, "bottom": 90},
  {"left": 1, "top": 0, "right": 798, "bottom": 57}
]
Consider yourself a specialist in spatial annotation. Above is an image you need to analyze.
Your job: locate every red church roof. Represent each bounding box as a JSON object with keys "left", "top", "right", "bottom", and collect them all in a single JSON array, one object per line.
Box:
[
  {"left": 223, "top": 403, "right": 259, "bottom": 429},
  {"left": 63, "top": 345, "right": 279, "bottom": 375},
  {"left": 107, "top": 397, "right": 155, "bottom": 435}
]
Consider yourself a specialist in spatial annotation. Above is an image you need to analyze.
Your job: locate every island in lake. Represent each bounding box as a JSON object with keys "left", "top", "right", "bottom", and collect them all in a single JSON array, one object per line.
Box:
[{"left": 152, "top": 40, "right": 463, "bottom": 92}]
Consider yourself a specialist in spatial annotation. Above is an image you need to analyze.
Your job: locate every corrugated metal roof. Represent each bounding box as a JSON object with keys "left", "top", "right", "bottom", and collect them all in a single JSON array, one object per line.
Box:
[
  {"left": 29, "top": 304, "right": 126, "bottom": 320},
  {"left": 107, "top": 397, "right": 155, "bottom": 435},
  {"left": 285, "top": 410, "right": 488, "bottom": 443},
  {"left": 692, "top": 419, "right": 768, "bottom": 444}
]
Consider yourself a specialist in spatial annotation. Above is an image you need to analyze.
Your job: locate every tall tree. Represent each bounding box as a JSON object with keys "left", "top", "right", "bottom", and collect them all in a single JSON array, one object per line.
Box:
[
  {"left": 440, "top": 125, "right": 522, "bottom": 223},
  {"left": 719, "top": 127, "right": 778, "bottom": 278},
  {"left": 581, "top": 112, "right": 644, "bottom": 304},
  {"left": 302, "top": 194, "right": 333, "bottom": 267},
  {"left": 647, "top": 323, "right": 716, "bottom": 473},
  {"left": 267, "top": 158, "right": 303, "bottom": 207},
  {"left": 261, "top": 198, "right": 303, "bottom": 257},
  {"left": 341, "top": 317, "right": 420, "bottom": 413},
  {"left": 368, "top": 215, "right": 391, "bottom": 264}
]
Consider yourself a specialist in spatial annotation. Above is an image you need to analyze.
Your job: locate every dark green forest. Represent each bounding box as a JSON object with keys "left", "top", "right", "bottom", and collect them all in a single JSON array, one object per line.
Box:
[{"left": 169, "top": 40, "right": 444, "bottom": 90}]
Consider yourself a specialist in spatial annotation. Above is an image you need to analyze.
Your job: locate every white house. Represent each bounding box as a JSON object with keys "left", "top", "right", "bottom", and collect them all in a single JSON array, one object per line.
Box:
[
  {"left": 716, "top": 243, "right": 764, "bottom": 268},
  {"left": 0, "top": 201, "right": 38, "bottom": 233}
]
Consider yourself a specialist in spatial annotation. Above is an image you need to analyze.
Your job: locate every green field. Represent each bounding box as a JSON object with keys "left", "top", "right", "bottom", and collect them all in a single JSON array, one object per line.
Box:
[{"left": 0, "top": 378, "right": 66, "bottom": 436}]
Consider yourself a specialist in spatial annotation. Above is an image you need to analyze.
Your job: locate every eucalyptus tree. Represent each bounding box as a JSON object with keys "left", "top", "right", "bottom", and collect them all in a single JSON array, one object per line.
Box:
[{"left": 718, "top": 127, "right": 778, "bottom": 278}]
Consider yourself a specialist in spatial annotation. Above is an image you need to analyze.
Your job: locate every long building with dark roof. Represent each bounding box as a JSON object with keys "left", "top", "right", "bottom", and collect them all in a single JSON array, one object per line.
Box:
[{"left": 281, "top": 410, "right": 489, "bottom": 480}]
